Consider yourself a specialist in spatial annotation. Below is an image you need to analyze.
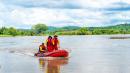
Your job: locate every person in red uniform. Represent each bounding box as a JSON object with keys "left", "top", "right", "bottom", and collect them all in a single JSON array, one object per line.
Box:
[
  {"left": 46, "top": 36, "right": 54, "bottom": 52},
  {"left": 35, "top": 43, "right": 46, "bottom": 56},
  {"left": 52, "top": 35, "right": 60, "bottom": 50}
]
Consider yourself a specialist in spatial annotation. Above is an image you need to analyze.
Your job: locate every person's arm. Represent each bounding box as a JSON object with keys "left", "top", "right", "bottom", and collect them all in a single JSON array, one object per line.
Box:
[
  {"left": 52, "top": 39, "right": 54, "bottom": 45},
  {"left": 40, "top": 46, "right": 44, "bottom": 52},
  {"left": 45, "top": 40, "right": 48, "bottom": 45},
  {"left": 58, "top": 40, "right": 60, "bottom": 45},
  {"left": 58, "top": 40, "right": 60, "bottom": 48}
]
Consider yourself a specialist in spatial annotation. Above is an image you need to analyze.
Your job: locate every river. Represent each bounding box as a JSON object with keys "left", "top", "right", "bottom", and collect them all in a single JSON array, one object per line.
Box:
[{"left": 0, "top": 35, "right": 130, "bottom": 73}]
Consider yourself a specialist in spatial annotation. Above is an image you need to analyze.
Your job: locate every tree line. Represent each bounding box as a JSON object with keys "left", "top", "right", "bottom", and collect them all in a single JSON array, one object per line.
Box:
[{"left": 0, "top": 23, "right": 130, "bottom": 36}]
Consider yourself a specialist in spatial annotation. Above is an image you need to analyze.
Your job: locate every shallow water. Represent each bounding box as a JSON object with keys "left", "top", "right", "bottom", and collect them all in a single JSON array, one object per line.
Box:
[{"left": 0, "top": 35, "right": 130, "bottom": 73}]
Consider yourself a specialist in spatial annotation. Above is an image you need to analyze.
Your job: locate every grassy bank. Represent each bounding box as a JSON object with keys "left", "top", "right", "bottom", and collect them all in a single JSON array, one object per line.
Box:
[{"left": 0, "top": 35, "right": 12, "bottom": 37}]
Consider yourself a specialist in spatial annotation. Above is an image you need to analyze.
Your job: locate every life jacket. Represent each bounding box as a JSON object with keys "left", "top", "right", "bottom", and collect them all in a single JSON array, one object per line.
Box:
[
  {"left": 47, "top": 39, "right": 53, "bottom": 46},
  {"left": 53, "top": 38, "right": 59, "bottom": 46},
  {"left": 46, "top": 39, "right": 54, "bottom": 52},
  {"left": 39, "top": 45, "right": 46, "bottom": 53}
]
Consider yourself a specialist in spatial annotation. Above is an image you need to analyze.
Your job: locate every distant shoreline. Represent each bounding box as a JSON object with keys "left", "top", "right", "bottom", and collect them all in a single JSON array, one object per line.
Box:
[
  {"left": 1, "top": 34, "right": 130, "bottom": 37},
  {"left": 0, "top": 35, "right": 12, "bottom": 37},
  {"left": 1, "top": 23, "right": 130, "bottom": 36}
]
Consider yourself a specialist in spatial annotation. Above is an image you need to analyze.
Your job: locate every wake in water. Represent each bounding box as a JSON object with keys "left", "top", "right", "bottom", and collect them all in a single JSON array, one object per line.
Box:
[{"left": 1, "top": 47, "right": 71, "bottom": 60}]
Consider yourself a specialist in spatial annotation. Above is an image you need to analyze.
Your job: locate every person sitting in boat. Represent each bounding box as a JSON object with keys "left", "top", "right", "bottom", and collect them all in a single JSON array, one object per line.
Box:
[
  {"left": 46, "top": 36, "right": 54, "bottom": 52},
  {"left": 35, "top": 43, "right": 46, "bottom": 56},
  {"left": 39, "top": 43, "right": 46, "bottom": 53},
  {"left": 52, "top": 35, "right": 60, "bottom": 50}
]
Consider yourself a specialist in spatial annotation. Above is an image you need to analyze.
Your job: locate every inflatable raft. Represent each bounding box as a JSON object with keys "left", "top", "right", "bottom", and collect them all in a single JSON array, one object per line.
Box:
[{"left": 35, "top": 50, "right": 69, "bottom": 57}]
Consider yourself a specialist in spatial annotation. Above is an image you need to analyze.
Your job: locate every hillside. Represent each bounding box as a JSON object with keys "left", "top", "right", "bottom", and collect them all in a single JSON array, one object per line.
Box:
[{"left": 47, "top": 26, "right": 80, "bottom": 32}]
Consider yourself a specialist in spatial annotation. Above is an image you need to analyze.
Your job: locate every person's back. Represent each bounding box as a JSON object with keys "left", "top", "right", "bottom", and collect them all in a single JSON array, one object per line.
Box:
[
  {"left": 46, "top": 36, "right": 54, "bottom": 52},
  {"left": 53, "top": 35, "right": 60, "bottom": 50}
]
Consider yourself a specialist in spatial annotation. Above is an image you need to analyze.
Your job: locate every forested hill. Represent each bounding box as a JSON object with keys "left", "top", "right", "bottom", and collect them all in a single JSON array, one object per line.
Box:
[
  {"left": 89, "top": 24, "right": 130, "bottom": 29},
  {"left": 53, "top": 24, "right": 130, "bottom": 35},
  {"left": 47, "top": 26, "right": 80, "bottom": 32},
  {"left": 47, "top": 24, "right": 130, "bottom": 31},
  {"left": 105, "top": 24, "right": 130, "bottom": 30},
  {"left": 87, "top": 24, "right": 130, "bottom": 34}
]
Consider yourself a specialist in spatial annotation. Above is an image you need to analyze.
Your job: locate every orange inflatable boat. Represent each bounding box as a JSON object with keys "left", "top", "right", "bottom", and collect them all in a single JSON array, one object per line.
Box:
[{"left": 35, "top": 50, "right": 69, "bottom": 57}]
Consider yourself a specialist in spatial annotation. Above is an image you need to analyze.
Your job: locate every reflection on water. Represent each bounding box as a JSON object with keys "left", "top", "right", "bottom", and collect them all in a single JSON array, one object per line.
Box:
[{"left": 39, "top": 58, "right": 68, "bottom": 73}]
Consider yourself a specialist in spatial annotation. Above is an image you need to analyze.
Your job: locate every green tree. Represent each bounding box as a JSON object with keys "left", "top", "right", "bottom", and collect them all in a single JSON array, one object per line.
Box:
[
  {"left": 0, "top": 27, "right": 7, "bottom": 34},
  {"left": 8, "top": 27, "right": 17, "bottom": 36},
  {"left": 78, "top": 27, "right": 88, "bottom": 35},
  {"left": 32, "top": 23, "right": 48, "bottom": 34}
]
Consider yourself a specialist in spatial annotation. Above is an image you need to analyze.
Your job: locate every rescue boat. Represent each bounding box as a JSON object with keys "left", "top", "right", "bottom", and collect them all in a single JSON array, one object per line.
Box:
[{"left": 35, "top": 50, "right": 69, "bottom": 57}]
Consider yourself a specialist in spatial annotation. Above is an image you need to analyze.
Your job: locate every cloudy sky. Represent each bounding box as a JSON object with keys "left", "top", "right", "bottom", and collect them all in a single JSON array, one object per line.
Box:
[{"left": 0, "top": 0, "right": 130, "bottom": 29}]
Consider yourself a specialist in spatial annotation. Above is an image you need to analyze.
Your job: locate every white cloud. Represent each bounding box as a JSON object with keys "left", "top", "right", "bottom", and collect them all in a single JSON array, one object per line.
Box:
[
  {"left": 10, "top": 8, "right": 109, "bottom": 27},
  {"left": 76, "top": 0, "right": 122, "bottom": 8},
  {"left": 3, "top": 7, "right": 130, "bottom": 27},
  {"left": 10, "top": 8, "right": 72, "bottom": 26},
  {"left": 0, "top": 0, "right": 130, "bottom": 28},
  {"left": 123, "top": 0, "right": 130, "bottom": 4}
]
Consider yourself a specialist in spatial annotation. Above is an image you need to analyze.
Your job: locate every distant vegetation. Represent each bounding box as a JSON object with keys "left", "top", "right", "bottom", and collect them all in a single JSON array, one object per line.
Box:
[
  {"left": 0, "top": 23, "right": 130, "bottom": 36},
  {"left": 32, "top": 23, "right": 48, "bottom": 34}
]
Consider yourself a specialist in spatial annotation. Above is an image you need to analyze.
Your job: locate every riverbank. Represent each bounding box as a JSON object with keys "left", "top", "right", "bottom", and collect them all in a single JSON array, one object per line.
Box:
[
  {"left": 0, "top": 35, "right": 12, "bottom": 37},
  {"left": 0, "top": 34, "right": 130, "bottom": 37}
]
